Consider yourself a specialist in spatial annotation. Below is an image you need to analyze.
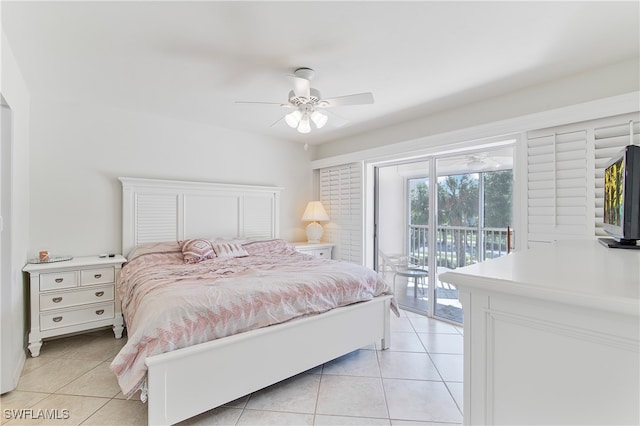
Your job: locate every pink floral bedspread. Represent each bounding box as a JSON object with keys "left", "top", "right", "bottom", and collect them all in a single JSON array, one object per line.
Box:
[{"left": 110, "top": 240, "right": 397, "bottom": 399}]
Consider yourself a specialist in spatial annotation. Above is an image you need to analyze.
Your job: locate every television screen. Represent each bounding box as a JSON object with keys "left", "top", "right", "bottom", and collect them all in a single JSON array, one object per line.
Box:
[
  {"left": 601, "top": 144, "right": 640, "bottom": 249},
  {"left": 604, "top": 156, "right": 624, "bottom": 228}
]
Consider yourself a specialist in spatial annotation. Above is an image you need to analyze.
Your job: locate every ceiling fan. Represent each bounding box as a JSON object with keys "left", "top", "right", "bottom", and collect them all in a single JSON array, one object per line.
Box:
[
  {"left": 236, "top": 67, "right": 375, "bottom": 133},
  {"left": 442, "top": 153, "right": 513, "bottom": 172},
  {"left": 463, "top": 153, "right": 512, "bottom": 171}
]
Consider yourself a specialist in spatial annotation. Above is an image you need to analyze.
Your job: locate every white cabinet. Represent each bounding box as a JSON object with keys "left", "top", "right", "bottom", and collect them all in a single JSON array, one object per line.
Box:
[
  {"left": 23, "top": 255, "right": 126, "bottom": 357},
  {"left": 292, "top": 242, "right": 334, "bottom": 259},
  {"left": 440, "top": 240, "right": 639, "bottom": 425}
]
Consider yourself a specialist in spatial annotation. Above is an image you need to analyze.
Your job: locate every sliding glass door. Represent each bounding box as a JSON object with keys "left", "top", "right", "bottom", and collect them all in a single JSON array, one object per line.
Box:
[{"left": 374, "top": 146, "right": 514, "bottom": 324}]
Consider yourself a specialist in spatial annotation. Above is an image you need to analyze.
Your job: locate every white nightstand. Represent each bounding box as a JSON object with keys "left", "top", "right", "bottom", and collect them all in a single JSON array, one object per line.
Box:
[
  {"left": 292, "top": 242, "right": 334, "bottom": 259},
  {"left": 23, "top": 255, "right": 126, "bottom": 357}
]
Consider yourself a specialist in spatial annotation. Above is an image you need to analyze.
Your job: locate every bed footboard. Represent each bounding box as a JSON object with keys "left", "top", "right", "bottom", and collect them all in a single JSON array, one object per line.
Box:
[{"left": 146, "top": 295, "right": 392, "bottom": 425}]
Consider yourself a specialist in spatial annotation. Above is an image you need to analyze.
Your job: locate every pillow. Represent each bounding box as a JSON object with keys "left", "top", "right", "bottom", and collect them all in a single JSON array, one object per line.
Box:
[
  {"left": 211, "top": 242, "right": 249, "bottom": 258},
  {"left": 127, "top": 241, "right": 182, "bottom": 261},
  {"left": 242, "top": 239, "right": 293, "bottom": 255},
  {"left": 179, "top": 239, "right": 217, "bottom": 264},
  {"left": 211, "top": 236, "right": 250, "bottom": 245}
]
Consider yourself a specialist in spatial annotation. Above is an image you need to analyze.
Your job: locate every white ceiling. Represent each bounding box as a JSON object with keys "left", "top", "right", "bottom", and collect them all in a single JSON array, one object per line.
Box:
[{"left": 3, "top": 1, "right": 638, "bottom": 146}]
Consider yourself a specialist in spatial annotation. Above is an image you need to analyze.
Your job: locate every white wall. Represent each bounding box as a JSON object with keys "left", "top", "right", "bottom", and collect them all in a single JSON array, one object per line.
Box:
[
  {"left": 315, "top": 58, "right": 640, "bottom": 160},
  {"left": 27, "top": 100, "right": 313, "bottom": 258},
  {"left": 1, "top": 30, "right": 31, "bottom": 393}
]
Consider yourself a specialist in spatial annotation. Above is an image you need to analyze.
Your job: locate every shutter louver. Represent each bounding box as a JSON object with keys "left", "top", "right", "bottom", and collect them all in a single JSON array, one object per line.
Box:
[
  {"left": 319, "top": 163, "right": 364, "bottom": 264},
  {"left": 594, "top": 120, "right": 640, "bottom": 236},
  {"left": 527, "top": 130, "right": 588, "bottom": 244}
]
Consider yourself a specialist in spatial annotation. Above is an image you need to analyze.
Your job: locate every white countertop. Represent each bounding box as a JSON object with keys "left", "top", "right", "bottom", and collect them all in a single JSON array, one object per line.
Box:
[{"left": 439, "top": 240, "right": 640, "bottom": 316}]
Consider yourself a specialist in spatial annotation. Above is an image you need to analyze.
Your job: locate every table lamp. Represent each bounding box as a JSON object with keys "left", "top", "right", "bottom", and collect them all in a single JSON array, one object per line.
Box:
[{"left": 301, "top": 201, "right": 330, "bottom": 243}]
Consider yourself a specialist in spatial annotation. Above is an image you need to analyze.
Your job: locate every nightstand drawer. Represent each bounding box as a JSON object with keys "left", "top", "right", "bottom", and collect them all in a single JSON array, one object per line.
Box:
[
  {"left": 314, "top": 249, "right": 331, "bottom": 258},
  {"left": 40, "top": 271, "right": 78, "bottom": 291},
  {"left": 80, "top": 268, "right": 114, "bottom": 286},
  {"left": 39, "top": 285, "right": 114, "bottom": 311},
  {"left": 40, "top": 302, "right": 114, "bottom": 331},
  {"left": 293, "top": 243, "right": 334, "bottom": 259}
]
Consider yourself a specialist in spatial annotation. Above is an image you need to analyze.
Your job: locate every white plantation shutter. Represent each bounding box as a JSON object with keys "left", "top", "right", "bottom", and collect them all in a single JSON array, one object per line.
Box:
[
  {"left": 526, "top": 112, "right": 640, "bottom": 246},
  {"left": 319, "top": 163, "right": 364, "bottom": 264},
  {"left": 594, "top": 119, "right": 640, "bottom": 236},
  {"left": 527, "top": 129, "right": 588, "bottom": 244}
]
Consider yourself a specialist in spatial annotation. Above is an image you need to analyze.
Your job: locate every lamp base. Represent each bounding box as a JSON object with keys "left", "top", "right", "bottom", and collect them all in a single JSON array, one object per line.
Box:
[{"left": 306, "top": 222, "right": 324, "bottom": 244}]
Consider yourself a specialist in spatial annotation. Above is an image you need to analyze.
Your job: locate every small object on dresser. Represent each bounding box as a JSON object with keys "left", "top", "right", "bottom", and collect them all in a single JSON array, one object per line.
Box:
[
  {"left": 27, "top": 255, "right": 73, "bottom": 264},
  {"left": 39, "top": 250, "right": 49, "bottom": 261}
]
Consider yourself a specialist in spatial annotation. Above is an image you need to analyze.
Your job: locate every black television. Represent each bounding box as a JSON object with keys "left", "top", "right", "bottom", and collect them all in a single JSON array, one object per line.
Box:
[{"left": 600, "top": 144, "right": 640, "bottom": 249}]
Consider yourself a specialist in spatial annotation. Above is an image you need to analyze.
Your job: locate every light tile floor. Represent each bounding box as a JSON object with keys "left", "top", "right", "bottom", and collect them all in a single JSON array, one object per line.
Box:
[{"left": 1, "top": 310, "right": 463, "bottom": 425}]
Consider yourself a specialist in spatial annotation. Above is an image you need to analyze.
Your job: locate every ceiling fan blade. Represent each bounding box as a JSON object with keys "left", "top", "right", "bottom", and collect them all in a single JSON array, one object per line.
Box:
[
  {"left": 321, "top": 108, "right": 349, "bottom": 128},
  {"left": 292, "top": 76, "right": 311, "bottom": 99},
  {"left": 321, "top": 92, "right": 374, "bottom": 107},
  {"left": 269, "top": 115, "right": 286, "bottom": 128},
  {"left": 235, "top": 101, "right": 293, "bottom": 108}
]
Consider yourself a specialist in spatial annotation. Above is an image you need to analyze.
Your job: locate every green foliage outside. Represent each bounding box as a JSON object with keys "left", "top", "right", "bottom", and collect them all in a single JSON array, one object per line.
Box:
[
  {"left": 410, "top": 170, "right": 512, "bottom": 228},
  {"left": 409, "top": 178, "right": 429, "bottom": 225},
  {"left": 484, "top": 170, "right": 513, "bottom": 228},
  {"left": 409, "top": 169, "right": 513, "bottom": 268}
]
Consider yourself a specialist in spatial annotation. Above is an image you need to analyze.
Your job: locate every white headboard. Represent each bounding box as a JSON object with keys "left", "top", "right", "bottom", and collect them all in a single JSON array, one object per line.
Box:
[{"left": 120, "top": 177, "right": 282, "bottom": 257}]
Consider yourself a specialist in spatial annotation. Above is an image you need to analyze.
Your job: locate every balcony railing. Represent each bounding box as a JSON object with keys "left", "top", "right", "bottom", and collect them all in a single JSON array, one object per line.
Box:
[{"left": 408, "top": 224, "right": 510, "bottom": 269}]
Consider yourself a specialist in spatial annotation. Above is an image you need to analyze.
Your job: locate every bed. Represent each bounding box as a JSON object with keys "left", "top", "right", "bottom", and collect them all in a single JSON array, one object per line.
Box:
[{"left": 110, "top": 177, "right": 396, "bottom": 425}]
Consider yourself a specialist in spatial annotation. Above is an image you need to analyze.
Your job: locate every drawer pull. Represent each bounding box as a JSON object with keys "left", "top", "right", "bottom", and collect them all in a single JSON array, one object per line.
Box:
[
  {"left": 52, "top": 297, "right": 63, "bottom": 303},
  {"left": 95, "top": 291, "right": 104, "bottom": 297},
  {"left": 94, "top": 274, "right": 102, "bottom": 279},
  {"left": 53, "top": 316, "right": 63, "bottom": 322},
  {"left": 55, "top": 278, "right": 64, "bottom": 283},
  {"left": 95, "top": 309, "right": 105, "bottom": 315}
]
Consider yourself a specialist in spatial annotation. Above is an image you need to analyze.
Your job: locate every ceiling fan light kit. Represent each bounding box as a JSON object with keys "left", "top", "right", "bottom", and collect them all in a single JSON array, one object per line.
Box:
[
  {"left": 310, "top": 110, "right": 328, "bottom": 128},
  {"left": 284, "top": 104, "right": 328, "bottom": 133},
  {"left": 237, "top": 67, "right": 374, "bottom": 134}
]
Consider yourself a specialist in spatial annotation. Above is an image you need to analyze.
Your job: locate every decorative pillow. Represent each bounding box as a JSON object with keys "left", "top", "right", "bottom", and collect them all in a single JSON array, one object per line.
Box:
[
  {"left": 243, "top": 239, "right": 292, "bottom": 255},
  {"left": 179, "top": 239, "right": 217, "bottom": 264},
  {"left": 211, "top": 242, "right": 249, "bottom": 258}
]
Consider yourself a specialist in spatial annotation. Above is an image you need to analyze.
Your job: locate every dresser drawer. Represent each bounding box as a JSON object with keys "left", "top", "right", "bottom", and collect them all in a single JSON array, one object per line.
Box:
[
  {"left": 40, "top": 302, "right": 114, "bottom": 331},
  {"left": 39, "top": 285, "right": 114, "bottom": 311},
  {"left": 40, "top": 271, "right": 78, "bottom": 291},
  {"left": 80, "top": 267, "right": 114, "bottom": 286}
]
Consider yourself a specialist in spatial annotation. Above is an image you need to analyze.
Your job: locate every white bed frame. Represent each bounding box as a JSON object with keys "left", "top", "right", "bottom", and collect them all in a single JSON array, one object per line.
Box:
[{"left": 119, "top": 177, "right": 392, "bottom": 425}]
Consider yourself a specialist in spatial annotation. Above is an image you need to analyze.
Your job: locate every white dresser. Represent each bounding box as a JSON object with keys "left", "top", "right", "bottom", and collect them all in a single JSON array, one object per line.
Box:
[
  {"left": 24, "top": 255, "right": 126, "bottom": 357},
  {"left": 440, "top": 240, "right": 639, "bottom": 426},
  {"left": 292, "top": 242, "right": 334, "bottom": 259}
]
